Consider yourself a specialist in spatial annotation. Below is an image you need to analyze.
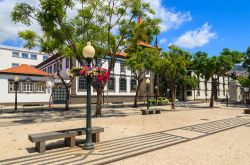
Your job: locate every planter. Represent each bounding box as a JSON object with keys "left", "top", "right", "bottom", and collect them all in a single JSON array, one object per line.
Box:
[{"left": 244, "top": 109, "right": 250, "bottom": 114}]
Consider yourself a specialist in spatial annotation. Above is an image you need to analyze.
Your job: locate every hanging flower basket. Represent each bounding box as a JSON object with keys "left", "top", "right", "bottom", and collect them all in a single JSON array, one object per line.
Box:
[{"left": 69, "top": 65, "right": 110, "bottom": 84}]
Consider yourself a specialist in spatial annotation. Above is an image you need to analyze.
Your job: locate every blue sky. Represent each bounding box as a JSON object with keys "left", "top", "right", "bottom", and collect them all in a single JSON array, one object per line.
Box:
[
  {"left": 157, "top": 0, "right": 250, "bottom": 55},
  {"left": 0, "top": 0, "right": 250, "bottom": 56}
]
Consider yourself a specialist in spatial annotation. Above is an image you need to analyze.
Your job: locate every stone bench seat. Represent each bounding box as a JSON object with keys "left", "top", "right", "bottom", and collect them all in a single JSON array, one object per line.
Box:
[
  {"left": 140, "top": 108, "right": 162, "bottom": 115},
  {"left": 28, "top": 126, "right": 104, "bottom": 153}
]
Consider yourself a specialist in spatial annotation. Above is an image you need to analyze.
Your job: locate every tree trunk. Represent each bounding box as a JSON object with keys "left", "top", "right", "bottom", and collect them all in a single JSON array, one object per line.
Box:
[
  {"left": 171, "top": 85, "right": 177, "bottom": 110},
  {"left": 95, "top": 89, "right": 103, "bottom": 117},
  {"left": 210, "top": 78, "right": 216, "bottom": 108},
  {"left": 134, "top": 79, "right": 143, "bottom": 107},
  {"left": 65, "top": 85, "right": 70, "bottom": 111},
  {"left": 205, "top": 81, "right": 208, "bottom": 102}
]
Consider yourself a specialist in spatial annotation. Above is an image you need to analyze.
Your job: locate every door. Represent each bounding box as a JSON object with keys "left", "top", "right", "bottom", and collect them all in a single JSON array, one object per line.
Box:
[{"left": 52, "top": 85, "right": 67, "bottom": 104}]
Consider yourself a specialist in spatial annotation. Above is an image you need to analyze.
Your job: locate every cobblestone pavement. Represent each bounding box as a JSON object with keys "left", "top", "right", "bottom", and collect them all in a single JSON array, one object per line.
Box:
[
  {"left": 0, "top": 116, "right": 250, "bottom": 164},
  {"left": 0, "top": 103, "right": 250, "bottom": 164}
]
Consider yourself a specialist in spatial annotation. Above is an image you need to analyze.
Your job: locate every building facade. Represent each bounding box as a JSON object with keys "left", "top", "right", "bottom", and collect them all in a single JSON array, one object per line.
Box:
[
  {"left": 36, "top": 54, "right": 150, "bottom": 104},
  {"left": 0, "top": 45, "right": 49, "bottom": 70},
  {"left": 0, "top": 64, "right": 52, "bottom": 105}
]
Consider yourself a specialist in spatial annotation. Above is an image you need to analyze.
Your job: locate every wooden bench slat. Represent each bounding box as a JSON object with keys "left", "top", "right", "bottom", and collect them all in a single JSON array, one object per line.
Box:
[{"left": 29, "top": 131, "right": 78, "bottom": 142}]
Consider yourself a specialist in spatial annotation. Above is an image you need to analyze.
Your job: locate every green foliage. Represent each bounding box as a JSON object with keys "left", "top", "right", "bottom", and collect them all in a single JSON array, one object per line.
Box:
[
  {"left": 125, "top": 46, "right": 160, "bottom": 74},
  {"left": 11, "top": 0, "right": 160, "bottom": 64},
  {"left": 160, "top": 45, "right": 192, "bottom": 86},
  {"left": 178, "top": 75, "right": 198, "bottom": 89},
  {"left": 11, "top": 2, "right": 35, "bottom": 26},
  {"left": 238, "top": 76, "right": 250, "bottom": 87},
  {"left": 149, "top": 97, "right": 169, "bottom": 105},
  {"left": 18, "top": 30, "right": 37, "bottom": 49},
  {"left": 193, "top": 49, "right": 243, "bottom": 80},
  {"left": 243, "top": 46, "right": 250, "bottom": 72}
]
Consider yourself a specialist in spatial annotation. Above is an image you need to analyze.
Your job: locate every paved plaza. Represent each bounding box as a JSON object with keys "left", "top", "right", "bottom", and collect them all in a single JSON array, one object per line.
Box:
[{"left": 0, "top": 103, "right": 250, "bottom": 164}]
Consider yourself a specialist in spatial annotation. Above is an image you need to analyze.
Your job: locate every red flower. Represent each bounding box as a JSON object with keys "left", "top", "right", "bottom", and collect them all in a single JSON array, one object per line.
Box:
[{"left": 79, "top": 70, "right": 84, "bottom": 75}]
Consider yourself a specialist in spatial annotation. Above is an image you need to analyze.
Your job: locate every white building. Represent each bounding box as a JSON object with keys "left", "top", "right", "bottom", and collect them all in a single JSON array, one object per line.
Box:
[
  {"left": 181, "top": 71, "right": 232, "bottom": 101},
  {"left": 0, "top": 45, "right": 49, "bottom": 69},
  {"left": 36, "top": 53, "right": 140, "bottom": 104},
  {"left": 0, "top": 64, "right": 52, "bottom": 105}
]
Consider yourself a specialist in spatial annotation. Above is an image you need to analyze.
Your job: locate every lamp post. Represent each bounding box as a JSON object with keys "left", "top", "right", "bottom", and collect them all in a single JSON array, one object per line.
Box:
[
  {"left": 146, "top": 78, "right": 150, "bottom": 109},
  {"left": 155, "top": 85, "right": 158, "bottom": 105},
  {"left": 14, "top": 76, "right": 19, "bottom": 112},
  {"left": 244, "top": 87, "right": 249, "bottom": 104},
  {"left": 83, "top": 42, "right": 95, "bottom": 150}
]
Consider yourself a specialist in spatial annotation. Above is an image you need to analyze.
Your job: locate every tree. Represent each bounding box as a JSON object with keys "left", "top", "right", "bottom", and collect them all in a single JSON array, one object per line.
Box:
[
  {"left": 125, "top": 46, "right": 160, "bottom": 107},
  {"left": 160, "top": 45, "right": 192, "bottom": 110},
  {"left": 193, "top": 49, "right": 243, "bottom": 108},
  {"left": 243, "top": 46, "right": 250, "bottom": 72},
  {"left": 11, "top": 0, "right": 160, "bottom": 116}
]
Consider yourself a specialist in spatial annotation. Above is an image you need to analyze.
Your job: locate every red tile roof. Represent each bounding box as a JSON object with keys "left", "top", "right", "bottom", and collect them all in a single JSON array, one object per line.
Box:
[
  {"left": 0, "top": 64, "right": 50, "bottom": 77},
  {"left": 138, "top": 41, "right": 155, "bottom": 48}
]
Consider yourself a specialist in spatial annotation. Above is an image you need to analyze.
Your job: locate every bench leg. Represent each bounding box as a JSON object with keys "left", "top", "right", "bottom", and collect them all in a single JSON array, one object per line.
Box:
[
  {"left": 36, "top": 141, "right": 45, "bottom": 153},
  {"left": 149, "top": 111, "right": 154, "bottom": 114},
  {"left": 92, "top": 133, "right": 100, "bottom": 143},
  {"left": 155, "top": 110, "right": 161, "bottom": 114},
  {"left": 65, "top": 136, "right": 76, "bottom": 147}
]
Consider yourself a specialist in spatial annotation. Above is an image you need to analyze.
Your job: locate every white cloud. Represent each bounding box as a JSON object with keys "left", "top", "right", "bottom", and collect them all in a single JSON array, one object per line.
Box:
[
  {"left": 0, "top": 0, "right": 41, "bottom": 43},
  {"left": 145, "top": 0, "right": 192, "bottom": 32},
  {"left": 173, "top": 23, "right": 216, "bottom": 49},
  {"left": 0, "top": 0, "right": 192, "bottom": 45},
  {"left": 159, "top": 38, "right": 167, "bottom": 45}
]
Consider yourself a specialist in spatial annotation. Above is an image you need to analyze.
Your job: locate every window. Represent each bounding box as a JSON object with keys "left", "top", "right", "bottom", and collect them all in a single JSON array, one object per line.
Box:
[
  {"left": 187, "top": 91, "right": 192, "bottom": 96},
  {"left": 9, "top": 81, "right": 21, "bottom": 92},
  {"left": 79, "top": 76, "right": 87, "bottom": 90},
  {"left": 21, "top": 53, "right": 29, "bottom": 59},
  {"left": 12, "top": 63, "right": 19, "bottom": 67},
  {"left": 120, "top": 61, "right": 126, "bottom": 73},
  {"left": 130, "top": 79, "right": 137, "bottom": 91},
  {"left": 47, "top": 65, "right": 53, "bottom": 74},
  {"left": 119, "top": 78, "right": 127, "bottom": 92},
  {"left": 12, "top": 52, "right": 19, "bottom": 58},
  {"left": 108, "top": 77, "right": 115, "bottom": 91},
  {"left": 43, "top": 55, "right": 49, "bottom": 61},
  {"left": 53, "top": 63, "right": 57, "bottom": 73},
  {"left": 35, "top": 82, "right": 45, "bottom": 92},
  {"left": 31, "top": 54, "right": 37, "bottom": 60},
  {"left": 22, "top": 82, "right": 34, "bottom": 92},
  {"left": 96, "top": 58, "right": 102, "bottom": 67},
  {"left": 66, "top": 58, "right": 70, "bottom": 68},
  {"left": 8, "top": 81, "right": 15, "bottom": 92}
]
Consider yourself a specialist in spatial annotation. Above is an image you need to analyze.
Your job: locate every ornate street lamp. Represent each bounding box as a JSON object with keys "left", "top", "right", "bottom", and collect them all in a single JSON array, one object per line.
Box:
[
  {"left": 14, "top": 76, "right": 19, "bottom": 112},
  {"left": 83, "top": 42, "right": 95, "bottom": 150},
  {"left": 155, "top": 85, "right": 158, "bottom": 105},
  {"left": 146, "top": 78, "right": 150, "bottom": 109}
]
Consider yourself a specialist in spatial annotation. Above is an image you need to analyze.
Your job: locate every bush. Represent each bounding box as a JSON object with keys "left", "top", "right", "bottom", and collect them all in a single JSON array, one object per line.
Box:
[
  {"left": 157, "top": 97, "right": 169, "bottom": 105},
  {"left": 149, "top": 97, "right": 169, "bottom": 105}
]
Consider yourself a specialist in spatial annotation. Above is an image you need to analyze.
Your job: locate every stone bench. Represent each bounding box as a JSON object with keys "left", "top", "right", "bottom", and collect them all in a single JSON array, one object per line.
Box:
[
  {"left": 141, "top": 108, "right": 161, "bottom": 115},
  {"left": 111, "top": 102, "right": 124, "bottom": 108},
  {"left": 23, "top": 104, "right": 44, "bottom": 112},
  {"left": 28, "top": 126, "right": 104, "bottom": 153}
]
